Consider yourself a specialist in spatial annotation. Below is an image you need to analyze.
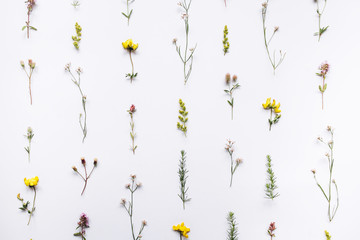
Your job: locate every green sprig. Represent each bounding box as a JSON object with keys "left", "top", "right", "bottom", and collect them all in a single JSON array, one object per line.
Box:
[
  {"left": 177, "top": 99, "right": 188, "bottom": 136},
  {"left": 24, "top": 127, "right": 34, "bottom": 162},
  {"left": 223, "top": 25, "right": 230, "bottom": 55},
  {"left": 227, "top": 212, "right": 239, "bottom": 240},
  {"left": 72, "top": 22, "right": 82, "bottom": 50},
  {"left": 265, "top": 155, "right": 279, "bottom": 200},
  {"left": 178, "top": 150, "right": 191, "bottom": 209}
]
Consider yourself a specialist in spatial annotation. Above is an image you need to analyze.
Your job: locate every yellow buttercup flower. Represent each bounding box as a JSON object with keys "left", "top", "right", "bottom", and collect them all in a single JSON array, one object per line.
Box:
[
  {"left": 24, "top": 176, "right": 39, "bottom": 187},
  {"left": 122, "top": 39, "right": 138, "bottom": 51},
  {"left": 173, "top": 222, "right": 190, "bottom": 238}
]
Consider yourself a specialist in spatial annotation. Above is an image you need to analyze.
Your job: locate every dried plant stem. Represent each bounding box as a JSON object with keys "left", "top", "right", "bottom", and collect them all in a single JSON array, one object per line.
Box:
[
  {"left": 22, "top": 67, "right": 34, "bottom": 105},
  {"left": 122, "top": 178, "right": 146, "bottom": 240},
  {"left": 313, "top": 128, "right": 339, "bottom": 222},
  {"left": 316, "top": 0, "right": 328, "bottom": 41},
  {"left": 68, "top": 70, "right": 87, "bottom": 142},
  {"left": 27, "top": 188, "right": 36, "bottom": 225},
  {"left": 261, "top": 0, "right": 286, "bottom": 74},
  {"left": 321, "top": 76, "right": 325, "bottom": 109},
  {"left": 129, "top": 51, "right": 135, "bottom": 83},
  {"left": 175, "top": 0, "right": 196, "bottom": 85},
  {"left": 76, "top": 165, "right": 95, "bottom": 195},
  {"left": 130, "top": 114, "right": 136, "bottom": 154}
]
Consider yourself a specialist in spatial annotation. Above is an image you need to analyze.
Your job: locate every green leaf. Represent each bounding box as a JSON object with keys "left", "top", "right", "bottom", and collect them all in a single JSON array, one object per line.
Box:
[
  {"left": 323, "top": 83, "right": 327, "bottom": 91},
  {"left": 30, "top": 26, "right": 37, "bottom": 31},
  {"left": 122, "top": 12, "right": 129, "bottom": 18},
  {"left": 74, "top": 232, "right": 82, "bottom": 236},
  {"left": 22, "top": 26, "right": 27, "bottom": 31}
]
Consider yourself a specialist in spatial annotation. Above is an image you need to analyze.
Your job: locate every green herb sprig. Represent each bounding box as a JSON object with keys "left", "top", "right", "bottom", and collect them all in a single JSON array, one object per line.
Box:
[
  {"left": 122, "top": 0, "right": 135, "bottom": 25},
  {"left": 314, "top": 0, "right": 329, "bottom": 41},
  {"left": 178, "top": 150, "right": 191, "bottom": 209},
  {"left": 226, "top": 212, "right": 238, "bottom": 240},
  {"left": 72, "top": 1, "right": 80, "bottom": 8},
  {"left": 265, "top": 155, "right": 279, "bottom": 200},
  {"left": 24, "top": 127, "right": 34, "bottom": 162},
  {"left": 223, "top": 25, "right": 230, "bottom": 55},
  {"left": 177, "top": 99, "right": 188, "bottom": 136}
]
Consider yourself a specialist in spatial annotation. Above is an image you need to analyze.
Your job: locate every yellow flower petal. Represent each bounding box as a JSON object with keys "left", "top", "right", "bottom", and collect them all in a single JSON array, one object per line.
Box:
[
  {"left": 24, "top": 178, "right": 30, "bottom": 186},
  {"left": 271, "top": 99, "right": 276, "bottom": 107},
  {"left": 133, "top": 43, "right": 138, "bottom": 50},
  {"left": 274, "top": 107, "right": 281, "bottom": 113}
]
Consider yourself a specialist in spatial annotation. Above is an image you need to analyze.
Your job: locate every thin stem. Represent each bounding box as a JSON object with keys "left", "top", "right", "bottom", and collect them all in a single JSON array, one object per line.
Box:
[
  {"left": 127, "top": 0, "right": 130, "bottom": 26},
  {"left": 229, "top": 152, "right": 233, "bottom": 187},
  {"left": 29, "top": 68, "right": 33, "bottom": 105},
  {"left": 129, "top": 51, "right": 134, "bottom": 83},
  {"left": 322, "top": 76, "right": 325, "bottom": 110},
  {"left": 269, "top": 109, "right": 273, "bottom": 131},
  {"left": 28, "top": 140, "right": 31, "bottom": 162},
  {"left": 27, "top": 187, "right": 36, "bottom": 225},
  {"left": 27, "top": 9, "right": 30, "bottom": 39},
  {"left": 81, "top": 179, "right": 87, "bottom": 196},
  {"left": 130, "top": 114, "right": 136, "bottom": 154}
]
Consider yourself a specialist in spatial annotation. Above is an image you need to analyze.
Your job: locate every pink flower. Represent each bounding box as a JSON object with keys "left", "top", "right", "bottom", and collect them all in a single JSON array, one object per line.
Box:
[{"left": 129, "top": 105, "right": 136, "bottom": 114}]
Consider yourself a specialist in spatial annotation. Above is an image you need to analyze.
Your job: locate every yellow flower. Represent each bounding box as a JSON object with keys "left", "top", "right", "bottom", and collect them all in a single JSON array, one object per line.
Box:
[
  {"left": 122, "top": 39, "right": 138, "bottom": 51},
  {"left": 271, "top": 99, "right": 276, "bottom": 107},
  {"left": 173, "top": 222, "right": 190, "bottom": 238},
  {"left": 24, "top": 176, "right": 39, "bottom": 187},
  {"left": 262, "top": 98, "right": 271, "bottom": 109}
]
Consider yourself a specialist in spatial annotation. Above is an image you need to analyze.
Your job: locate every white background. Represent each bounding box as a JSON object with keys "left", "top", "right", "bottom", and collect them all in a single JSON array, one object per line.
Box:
[{"left": 1, "top": 0, "right": 360, "bottom": 239}]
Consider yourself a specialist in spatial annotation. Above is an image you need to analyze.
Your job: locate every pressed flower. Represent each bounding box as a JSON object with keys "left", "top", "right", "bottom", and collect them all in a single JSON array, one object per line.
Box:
[
  {"left": 173, "top": 222, "right": 190, "bottom": 239},
  {"left": 65, "top": 63, "right": 88, "bottom": 142},
  {"left": 127, "top": 104, "right": 137, "bottom": 154},
  {"left": 261, "top": 1, "right": 286, "bottom": 74},
  {"left": 19, "top": 176, "right": 39, "bottom": 225},
  {"left": 174, "top": 0, "right": 197, "bottom": 85},
  {"left": 312, "top": 126, "right": 339, "bottom": 222},
  {"left": 20, "top": 59, "right": 36, "bottom": 105},
  {"left": 262, "top": 97, "right": 281, "bottom": 131},
  {"left": 22, "top": 0, "right": 37, "bottom": 39},
  {"left": 121, "top": 175, "right": 147, "bottom": 240},
  {"left": 122, "top": 39, "right": 139, "bottom": 83},
  {"left": 316, "top": 62, "right": 330, "bottom": 110},
  {"left": 72, "top": 158, "right": 98, "bottom": 195}
]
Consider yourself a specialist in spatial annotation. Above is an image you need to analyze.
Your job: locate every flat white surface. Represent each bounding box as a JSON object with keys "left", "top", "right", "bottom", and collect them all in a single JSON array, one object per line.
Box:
[{"left": 1, "top": 0, "right": 360, "bottom": 239}]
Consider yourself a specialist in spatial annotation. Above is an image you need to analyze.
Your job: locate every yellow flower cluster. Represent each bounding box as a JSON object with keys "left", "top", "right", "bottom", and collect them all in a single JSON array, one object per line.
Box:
[
  {"left": 122, "top": 39, "right": 138, "bottom": 51},
  {"left": 325, "top": 230, "right": 331, "bottom": 240},
  {"left": 24, "top": 176, "right": 39, "bottom": 187},
  {"left": 173, "top": 222, "right": 190, "bottom": 238},
  {"left": 262, "top": 97, "right": 281, "bottom": 113}
]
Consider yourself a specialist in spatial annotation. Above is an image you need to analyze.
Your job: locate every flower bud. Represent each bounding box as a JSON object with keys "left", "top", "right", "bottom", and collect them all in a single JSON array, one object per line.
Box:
[
  {"left": 81, "top": 158, "right": 86, "bottom": 165},
  {"left": 72, "top": 166, "right": 78, "bottom": 172},
  {"left": 93, "top": 158, "right": 98, "bottom": 166},
  {"left": 311, "top": 169, "right": 316, "bottom": 174},
  {"left": 232, "top": 75, "right": 238, "bottom": 82},
  {"left": 225, "top": 73, "right": 231, "bottom": 84},
  {"left": 20, "top": 61, "right": 25, "bottom": 68}
]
